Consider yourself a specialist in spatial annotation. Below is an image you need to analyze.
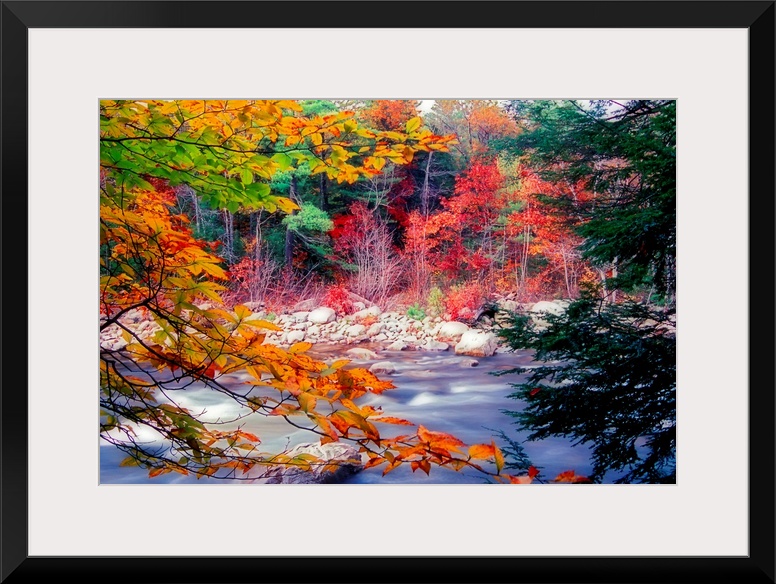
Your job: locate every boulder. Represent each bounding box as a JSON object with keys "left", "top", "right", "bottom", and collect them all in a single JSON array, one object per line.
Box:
[
  {"left": 454, "top": 330, "right": 499, "bottom": 357},
  {"left": 352, "top": 306, "right": 382, "bottom": 320},
  {"left": 367, "top": 323, "right": 384, "bottom": 337},
  {"left": 369, "top": 361, "right": 396, "bottom": 375},
  {"left": 437, "top": 321, "right": 470, "bottom": 341},
  {"left": 291, "top": 311, "right": 310, "bottom": 323},
  {"left": 345, "top": 324, "right": 367, "bottom": 337},
  {"left": 498, "top": 299, "right": 519, "bottom": 313},
  {"left": 530, "top": 300, "right": 565, "bottom": 316},
  {"left": 286, "top": 330, "right": 306, "bottom": 344},
  {"left": 263, "top": 442, "right": 363, "bottom": 484},
  {"left": 456, "top": 357, "right": 479, "bottom": 368},
  {"left": 346, "top": 347, "right": 378, "bottom": 360},
  {"left": 422, "top": 340, "right": 449, "bottom": 351},
  {"left": 387, "top": 340, "right": 407, "bottom": 351},
  {"left": 291, "top": 298, "right": 318, "bottom": 312},
  {"left": 308, "top": 307, "right": 336, "bottom": 324}
]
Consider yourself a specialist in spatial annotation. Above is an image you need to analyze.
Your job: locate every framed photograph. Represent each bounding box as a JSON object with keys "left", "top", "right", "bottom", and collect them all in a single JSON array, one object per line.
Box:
[{"left": 2, "top": 1, "right": 773, "bottom": 582}]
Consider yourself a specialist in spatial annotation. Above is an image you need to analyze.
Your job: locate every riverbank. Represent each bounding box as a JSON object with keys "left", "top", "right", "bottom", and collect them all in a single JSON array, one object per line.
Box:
[{"left": 100, "top": 299, "right": 556, "bottom": 358}]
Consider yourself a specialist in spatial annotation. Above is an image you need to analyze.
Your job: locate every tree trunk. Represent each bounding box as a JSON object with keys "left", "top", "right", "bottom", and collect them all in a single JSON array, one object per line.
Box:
[
  {"left": 284, "top": 176, "right": 299, "bottom": 268},
  {"left": 421, "top": 151, "right": 433, "bottom": 217},
  {"left": 222, "top": 209, "right": 234, "bottom": 264},
  {"left": 319, "top": 175, "right": 328, "bottom": 211}
]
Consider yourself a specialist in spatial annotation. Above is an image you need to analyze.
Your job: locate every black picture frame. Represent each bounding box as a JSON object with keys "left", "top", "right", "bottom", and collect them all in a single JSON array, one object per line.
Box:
[{"left": 2, "top": 1, "right": 773, "bottom": 582}]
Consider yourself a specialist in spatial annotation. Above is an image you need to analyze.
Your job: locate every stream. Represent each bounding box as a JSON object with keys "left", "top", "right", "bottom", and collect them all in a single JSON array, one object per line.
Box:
[{"left": 100, "top": 345, "right": 606, "bottom": 485}]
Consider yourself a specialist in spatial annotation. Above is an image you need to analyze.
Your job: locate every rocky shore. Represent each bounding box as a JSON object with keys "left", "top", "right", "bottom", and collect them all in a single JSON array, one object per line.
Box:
[{"left": 99, "top": 299, "right": 588, "bottom": 358}]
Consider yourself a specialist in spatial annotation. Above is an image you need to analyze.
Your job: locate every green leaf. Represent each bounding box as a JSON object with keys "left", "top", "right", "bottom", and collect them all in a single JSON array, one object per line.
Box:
[
  {"left": 272, "top": 152, "right": 294, "bottom": 171},
  {"left": 241, "top": 169, "right": 253, "bottom": 184}
]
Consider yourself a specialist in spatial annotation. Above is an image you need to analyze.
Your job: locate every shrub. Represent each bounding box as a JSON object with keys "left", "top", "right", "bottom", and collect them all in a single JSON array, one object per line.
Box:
[
  {"left": 426, "top": 286, "right": 445, "bottom": 317},
  {"left": 357, "top": 314, "right": 379, "bottom": 327},
  {"left": 445, "top": 281, "right": 485, "bottom": 320},
  {"left": 322, "top": 284, "right": 354, "bottom": 316},
  {"left": 406, "top": 303, "right": 426, "bottom": 321}
]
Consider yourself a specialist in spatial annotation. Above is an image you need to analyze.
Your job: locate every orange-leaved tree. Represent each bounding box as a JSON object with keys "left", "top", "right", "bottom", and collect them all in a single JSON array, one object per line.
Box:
[{"left": 99, "top": 99, "right": 548, "bottom": 483}]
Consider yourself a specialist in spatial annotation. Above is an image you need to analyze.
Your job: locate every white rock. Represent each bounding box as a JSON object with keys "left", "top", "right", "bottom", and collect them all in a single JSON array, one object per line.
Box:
[
  {"left": 263, "top": 442, "right": 362, "bottom": 484},
  {"left": 437, "top": 321, "right": 470, "bottom": 340},
  {"left": 345, "top": 324, "right": 367, "bottom": 337},
  {"left": 530, "top": 301, "right": 565, "bottom": 316},
  {"left": 346, "top": 348, "right": 378, "bottom": 360},
  {"left": 330, "top": 333, "right": 345, "bottom": 341},
  {"left": 387, "top": 340, "right": 407, "bottom": 351},
  {"left": 286, "top": 330, "right": 306, "bottom": 344},
  {"left": 291, "top": 311, "right": 310, "bottom": 323},
  {"left": 369, "top": 361, "right": 396, "bottom": 375},
  {"left": 367, "top": 323, "right": 384, "bottom": 337},
  {"left": 423, "top": 340, "right": 449, "bottom": 351},
  {"left": 454, "top": 330, "right": 499, "bottom": 357},
  {"left": 373, "top": 333, "right": 388, "bottom": 342},
  {"left": 307, "top": 325, "right": 321, "bottom": 336},
  {"left": 308, "top": 307, "right": 336, "bottom": 324},
  {"left": 498, "top": 299, "right": 519, "bottom": 313},
  {"left": 352, "top": 306, "right": 381, "bottom": 320},
  {"left": 352, "top": 301, "right": 366, "bottom": 312},
  {"left": 244, "top": 311, "right": 267, "bottom": 321}
]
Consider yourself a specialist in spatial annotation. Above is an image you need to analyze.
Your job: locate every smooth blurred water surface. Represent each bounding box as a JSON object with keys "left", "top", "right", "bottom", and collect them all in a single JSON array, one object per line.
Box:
[{"left": 100, "top": 346, "right": 608, "bottom": 485}]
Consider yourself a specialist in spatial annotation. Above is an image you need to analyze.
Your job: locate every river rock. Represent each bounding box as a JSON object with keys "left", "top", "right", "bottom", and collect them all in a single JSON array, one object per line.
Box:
[
  {"left": 498, "top": 299, "right": 519, "bottom": 313},
  {"left": 373, "top": 333, "right": 388, "bottom": 342},
  {"left": 263, "top": 442, "right": 363, "bottom": 484},
  {"left": 352, "top": 306, "right": 381, "bottom": 320},
  {"left": 369, "top": 361, "right": 396, "bottom": 375},
  {"left": 422, "top": 340, "right": 449, "bottom": 351},
  {"left": 292, "top": 298, "right": 318, "bottom": 312},
  {"left": 291, "top": 311, "right": 310, "bottom": 323},
  {"left": 456, "top": 357, "right": 479, "bottom": 367},
  {"left": 454, "top": 330, "right": 499, "bottom": 357},
  {"left": 530, "top": 300, "right": 565, "bottom": 316},
  {"left": 437, "top": 321, "right": 470, "bottom": 341},
  {"left": 346, "top": 347, "right": 378, "bottom": 360},
  {"left": 307, "top": 325, "right": 321, "bottom": 336},
  {"left": 308, "top": 307, "right": 336, "bottom": 324},
  {"left": 286, "top": 330, "right": 306, "bottom": 344},
  {"left": 346, "top": 324, "right": 367, "bottom": 337},
  {"left": 243, "top": 310, "right": 267, "bottom": 321},
  {"left": 367, "top": 323, "right": 384, "bottom": 337},
  {"left": 387, "top": 340, "right": 407, "bottom": 351}
]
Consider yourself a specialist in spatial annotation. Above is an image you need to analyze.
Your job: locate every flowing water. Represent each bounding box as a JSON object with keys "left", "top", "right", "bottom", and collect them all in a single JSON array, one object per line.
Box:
[{"left": 100, "top": 345, "right": 606, "bottom": 485}]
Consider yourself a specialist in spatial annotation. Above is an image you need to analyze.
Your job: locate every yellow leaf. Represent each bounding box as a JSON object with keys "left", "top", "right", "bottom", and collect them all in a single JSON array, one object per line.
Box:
[
  {"left": 406, "top": 116, "right": 422, "bottom": 133},
  {"left": 298, "top": 392, "right": 316, "bottom": 414},
  {"left": 468, "top": 443, "right": 496, "bottom": 460},
  {"left": 493, "top": 439, "right": 504, "bottom": 474},
  {"left": 233, "top": 304, "right": 251, "bottom": 320},
  {"left": 289, "top": 341, "right": 312, "bottom": 354}
]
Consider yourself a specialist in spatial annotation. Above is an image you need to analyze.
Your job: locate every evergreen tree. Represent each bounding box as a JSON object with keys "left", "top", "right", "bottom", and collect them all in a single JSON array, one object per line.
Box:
[{"left": 496, "top": 100, "right": 676, "bottom": 483}]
